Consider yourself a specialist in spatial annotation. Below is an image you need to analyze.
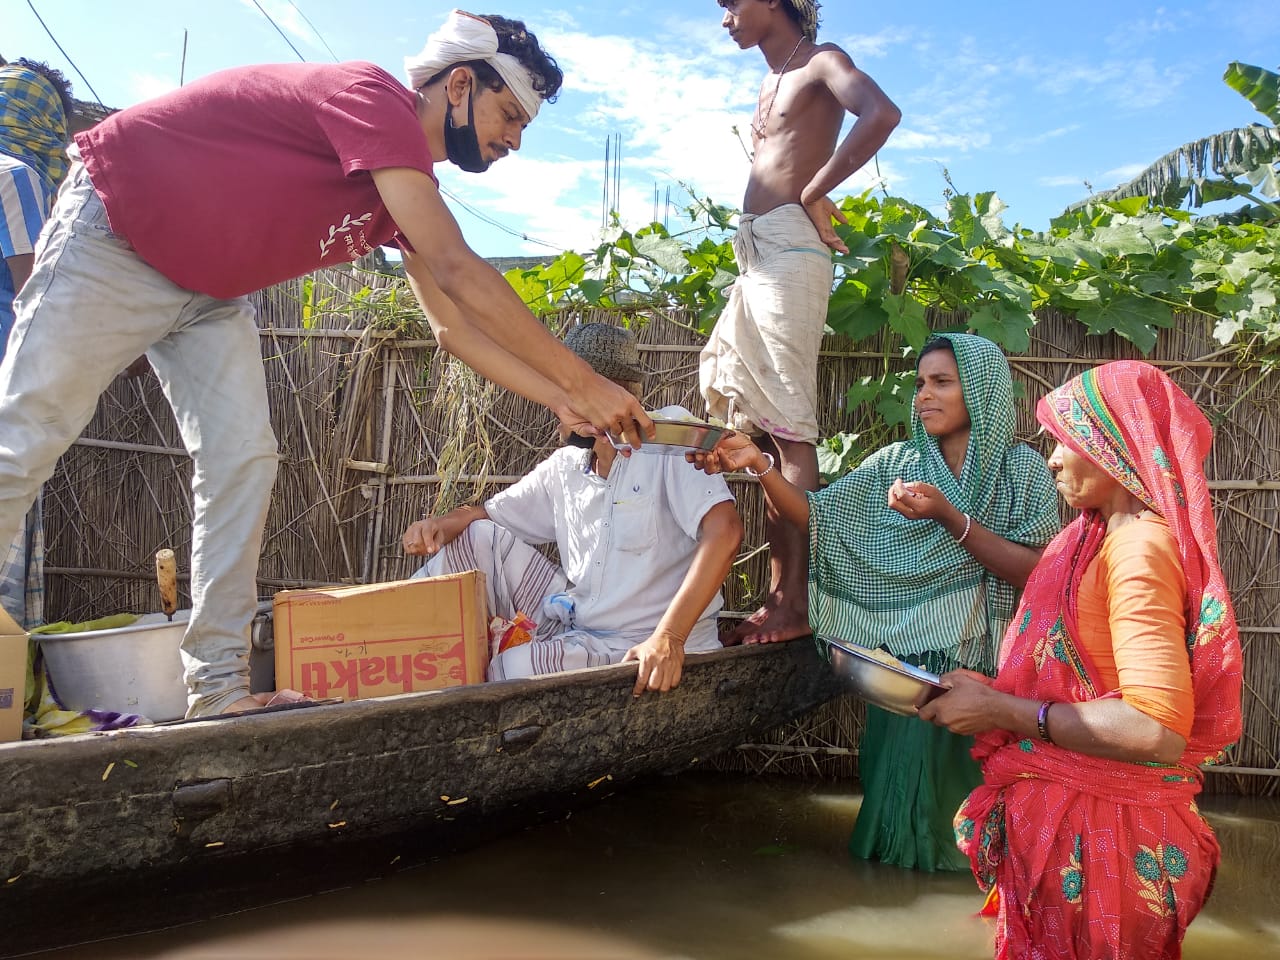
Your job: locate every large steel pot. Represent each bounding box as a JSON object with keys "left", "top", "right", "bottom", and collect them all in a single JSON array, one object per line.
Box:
[{"left": 37, "top": 611, "right": 190, "bottom": 722}]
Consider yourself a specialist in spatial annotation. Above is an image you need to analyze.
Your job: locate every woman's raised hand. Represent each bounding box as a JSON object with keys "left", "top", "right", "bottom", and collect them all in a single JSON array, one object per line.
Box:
[{"left": 686, "top": 431, "right": 763, "bottom": 476}]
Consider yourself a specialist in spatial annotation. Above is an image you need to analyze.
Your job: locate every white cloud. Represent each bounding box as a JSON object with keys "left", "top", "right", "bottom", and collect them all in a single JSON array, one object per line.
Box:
[
  {"left": 1011, "top": 55, "right": 1184, "bottom": 111},
  {"left": 1034, "top": 163, "right": 1149, "bottom": 194},
  {"left": 1098, "top": 162, "right": 1149, "bottom": 187},
  {"left": 411, "top": 17, "right": 763, "bottom": 254},
  {"left": 441, "top": 153, "right": 605, "bottom": 252},
  {"left": 441, "top": 17, "right": 931, "bottom": 252},
  {"left": 837, "top": 27, "right": 913, "bottom": 62},
  {"left": 1011, "top": 124, "right": 1081, "bottom": 150},
  {"left": 889, "top": 128, "right": 990, "bottom": 152},
  {"left": 1105, "top": 7, "right": 1196, "bottom": 49},
  {"left": 533, "top": 26, "right": 760, "bottom": 223},
  {"left": 128, "top": 72, "right": 179, "bottom": 102},
  {"left": 886, "top": 38, "right": 1007, "bottom": 156},
  {"left": 1038, "top": 174, "right": 1087, "bottom": 188}
]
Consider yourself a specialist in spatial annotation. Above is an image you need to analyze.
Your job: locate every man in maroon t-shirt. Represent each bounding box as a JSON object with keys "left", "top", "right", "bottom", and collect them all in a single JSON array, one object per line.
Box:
[{"left": 0, "top": 10, "right": 653, "bottom": 719}]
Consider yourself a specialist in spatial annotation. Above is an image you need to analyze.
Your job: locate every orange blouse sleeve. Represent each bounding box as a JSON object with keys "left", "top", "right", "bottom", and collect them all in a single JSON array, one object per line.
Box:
[{"left": 1100, "top": 518, "right": 1194, "bottom": 739}]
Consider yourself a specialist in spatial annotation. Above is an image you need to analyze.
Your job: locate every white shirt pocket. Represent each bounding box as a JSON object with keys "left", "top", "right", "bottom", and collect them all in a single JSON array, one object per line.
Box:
[{"left": 611, "top": 494, "right": 658, "bottom": 553}]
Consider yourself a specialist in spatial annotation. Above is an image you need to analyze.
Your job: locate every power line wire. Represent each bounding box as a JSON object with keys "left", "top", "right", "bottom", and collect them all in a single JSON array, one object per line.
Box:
[
  {"left": 248, "top": 0, "right": 307, "bottom": 62},
  {"left": 439, "top": 185, "right": 560, "bottom": 251},
  {"left": 286, "top": 0, "right": 340, "bottom": 63},
  {"left": 23, "top": 0, "right": 104, "bottom": 105}
]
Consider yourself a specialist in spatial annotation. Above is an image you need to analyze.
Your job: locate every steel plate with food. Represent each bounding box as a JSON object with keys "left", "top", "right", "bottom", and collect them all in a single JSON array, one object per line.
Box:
[
  {"left": 821, "top": 635, "right": 947, "bottom": 716},
  {"left": 609, "top": 414, "right": 728, "bottom": 456}
]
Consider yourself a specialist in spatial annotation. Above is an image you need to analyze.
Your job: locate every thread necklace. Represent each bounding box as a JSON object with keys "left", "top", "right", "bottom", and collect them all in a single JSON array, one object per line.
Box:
[{"left": 751, "top": 36, "right": 805, "bottom": 139}]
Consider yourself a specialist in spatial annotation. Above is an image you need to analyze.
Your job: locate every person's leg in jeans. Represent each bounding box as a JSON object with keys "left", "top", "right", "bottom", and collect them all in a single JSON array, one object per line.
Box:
[
  {"left": 0, "top": 167, "right": 285, "bottom": 717},
  {"left": 0, "top": 169, "right": 189, "bottom": 569},
  {"left": 147, "top": 295, "right": 280, "bottom": 718}
]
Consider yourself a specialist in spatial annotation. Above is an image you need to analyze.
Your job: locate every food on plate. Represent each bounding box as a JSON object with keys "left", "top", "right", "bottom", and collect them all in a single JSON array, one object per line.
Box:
[
  {"left": 853, "top": 645, "right": 910, "bottom": 670},
  {"left": 649, "top": 410, "right": 707, "bottom": 424}
]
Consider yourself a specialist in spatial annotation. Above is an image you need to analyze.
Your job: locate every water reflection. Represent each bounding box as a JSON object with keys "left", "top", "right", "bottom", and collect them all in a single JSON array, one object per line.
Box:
[{"left": 24, "top": 775, "right": 1280, "bottom": 959}]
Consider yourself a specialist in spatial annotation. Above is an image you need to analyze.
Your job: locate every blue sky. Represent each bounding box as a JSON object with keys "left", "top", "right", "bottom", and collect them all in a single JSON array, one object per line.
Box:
[{"left": 6, "top": 1, "right": 1278, "bottom": 257}]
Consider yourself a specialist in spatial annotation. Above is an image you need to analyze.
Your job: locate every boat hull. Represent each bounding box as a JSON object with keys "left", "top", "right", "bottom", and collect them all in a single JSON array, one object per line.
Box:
[{"left": 1, "top": 640, "right": 838, "bottom": 893}]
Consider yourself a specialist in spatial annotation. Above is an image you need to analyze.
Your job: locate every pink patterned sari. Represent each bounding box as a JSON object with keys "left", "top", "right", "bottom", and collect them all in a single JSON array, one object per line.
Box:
[{"left": 955, "top": 361, "right": 1243, "bottom": 959}]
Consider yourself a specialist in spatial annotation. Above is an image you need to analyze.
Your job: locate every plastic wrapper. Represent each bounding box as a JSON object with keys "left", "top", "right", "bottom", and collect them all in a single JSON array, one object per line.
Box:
[{"left": 488, "top": 611, "right": 537, "bottom": 659}]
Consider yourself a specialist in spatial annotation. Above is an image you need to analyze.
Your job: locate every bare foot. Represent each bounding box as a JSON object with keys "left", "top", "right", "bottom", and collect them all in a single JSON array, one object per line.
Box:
[
  {"left": 220, "top": 689, "right": 309, "bottom": 715},
  {"left": 723, "top": 606, "right": 770, "bottom": 646},
  {"left": 728, "top": 599, "right": 811, "bottom": 645},
  {"left": 741, "top": 607, "right": 811, "bottom": 644}
]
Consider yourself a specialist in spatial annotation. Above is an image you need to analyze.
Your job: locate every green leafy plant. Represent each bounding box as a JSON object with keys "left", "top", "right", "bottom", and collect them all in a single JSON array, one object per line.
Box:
[{"left": 504, "top": 196, "right": 738, "bottom": 329}]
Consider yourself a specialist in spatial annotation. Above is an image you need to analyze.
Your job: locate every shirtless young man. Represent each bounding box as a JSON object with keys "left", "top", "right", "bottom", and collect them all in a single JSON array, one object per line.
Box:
[{"left": 703, "top": 0, "right": 900, "bottom": 643}]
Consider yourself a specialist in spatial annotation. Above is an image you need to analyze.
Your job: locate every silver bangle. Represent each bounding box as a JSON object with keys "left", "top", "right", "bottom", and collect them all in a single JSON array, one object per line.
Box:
[
  {"left": 745, "top": 452, "right": 775, "bottom": 479},
  {"left": 955, "top": 513, "right": 973, "bottom": 545}
]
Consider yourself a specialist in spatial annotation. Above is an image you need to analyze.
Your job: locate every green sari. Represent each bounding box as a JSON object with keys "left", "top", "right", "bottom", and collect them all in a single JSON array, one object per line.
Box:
[{"left": 806, "top": 333, "right": 1059, "bottom": 871}]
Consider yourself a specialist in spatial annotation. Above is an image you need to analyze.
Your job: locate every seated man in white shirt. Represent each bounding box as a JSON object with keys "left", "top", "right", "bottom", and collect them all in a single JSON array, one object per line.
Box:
[{"left": 401, "top": 323, "right": 743, "bottom": 696}]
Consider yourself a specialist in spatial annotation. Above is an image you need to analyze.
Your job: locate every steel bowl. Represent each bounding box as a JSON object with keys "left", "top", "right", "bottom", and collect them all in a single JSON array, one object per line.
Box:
[
  {"left": 36, "top": 611, "right": 192, "bottom": 722},
  {"left": 821, "top": 635, "right": 947, "bottom": 716},
  {"left": 610, "top": 417, "right": 728, "bottom": 456}
]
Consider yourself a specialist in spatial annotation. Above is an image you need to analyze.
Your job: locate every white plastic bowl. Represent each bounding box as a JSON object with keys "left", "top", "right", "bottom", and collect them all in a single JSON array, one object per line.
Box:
[{"left": 37, "top": 611, "right": 190, "bottom": 722}]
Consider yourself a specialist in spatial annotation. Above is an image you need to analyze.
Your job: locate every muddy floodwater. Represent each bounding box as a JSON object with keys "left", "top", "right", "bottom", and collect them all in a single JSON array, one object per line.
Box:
[{"left": 22, "top": 774, "right": 1280, "bottom": 959}]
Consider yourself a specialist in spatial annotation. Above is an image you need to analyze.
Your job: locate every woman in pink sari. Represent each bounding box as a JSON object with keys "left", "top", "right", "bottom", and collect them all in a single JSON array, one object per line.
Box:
[{"left": 920, "top": 361, "right": 1243, "bottom": 959}]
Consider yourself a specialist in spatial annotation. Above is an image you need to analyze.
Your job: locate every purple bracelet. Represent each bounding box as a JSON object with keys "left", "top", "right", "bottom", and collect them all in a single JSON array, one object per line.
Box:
[{"left": 1036, "top": 700, "right": 1055, "bottom": 743}]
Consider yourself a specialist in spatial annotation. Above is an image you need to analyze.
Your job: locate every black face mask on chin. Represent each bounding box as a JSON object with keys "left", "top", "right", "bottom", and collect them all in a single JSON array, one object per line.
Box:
[
  {"left": 564, "top": 431, "right": 596, "bottom": 449},
  {"left": 444, "top": 87, "right": 489, "bottom": 173}
]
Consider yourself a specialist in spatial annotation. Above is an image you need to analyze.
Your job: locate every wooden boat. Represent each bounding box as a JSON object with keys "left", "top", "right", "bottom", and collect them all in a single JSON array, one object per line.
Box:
[{"left": 0, "top": 640, "right": 838, "bottom": 924}]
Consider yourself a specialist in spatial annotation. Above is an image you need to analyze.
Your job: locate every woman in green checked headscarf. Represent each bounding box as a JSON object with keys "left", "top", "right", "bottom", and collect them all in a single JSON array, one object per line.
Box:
[{"left": 694, "top": 333, "right": 1060, "bottom": 871}]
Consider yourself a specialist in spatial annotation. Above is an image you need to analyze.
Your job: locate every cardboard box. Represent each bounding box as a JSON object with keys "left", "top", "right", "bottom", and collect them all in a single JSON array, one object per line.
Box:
[
  {"left": 0, "top": 608, "right": 29, "bottom": 742},
  {"left": 273, "top": 571, "right": 489, "bottom": 702}
]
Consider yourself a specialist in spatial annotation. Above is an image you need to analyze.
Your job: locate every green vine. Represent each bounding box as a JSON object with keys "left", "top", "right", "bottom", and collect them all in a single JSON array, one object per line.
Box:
[
  {"left": 503, "top": 198, "right": 739, "bottom": 329},
  {"left": 505, "top": 186, "right": 1279, "bottom": 353}
]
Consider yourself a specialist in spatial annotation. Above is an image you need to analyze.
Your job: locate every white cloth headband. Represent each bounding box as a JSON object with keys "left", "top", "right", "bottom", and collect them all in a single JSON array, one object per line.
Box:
[{"left": 404, "top": 9, "right": 542, "bottom": 120}]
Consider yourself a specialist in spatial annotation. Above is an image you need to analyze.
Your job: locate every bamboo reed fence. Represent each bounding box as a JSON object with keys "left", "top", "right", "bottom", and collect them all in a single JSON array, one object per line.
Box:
[{"left": 41, "top": 265, "right": 1280, "bottom": 794}]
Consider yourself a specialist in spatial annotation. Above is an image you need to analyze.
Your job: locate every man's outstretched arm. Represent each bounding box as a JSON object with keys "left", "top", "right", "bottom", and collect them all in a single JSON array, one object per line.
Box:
[
  {"left": 398, "top": 245, "right": 586, "bottom": 427},
  {"left": 372, "top": 167, "right": 653, "bottom": 443}
]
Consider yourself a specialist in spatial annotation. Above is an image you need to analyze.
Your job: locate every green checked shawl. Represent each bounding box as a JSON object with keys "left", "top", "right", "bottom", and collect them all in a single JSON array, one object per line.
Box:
[{"left": 807, "top": 333, "right": 1060, "bottom": 674}]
